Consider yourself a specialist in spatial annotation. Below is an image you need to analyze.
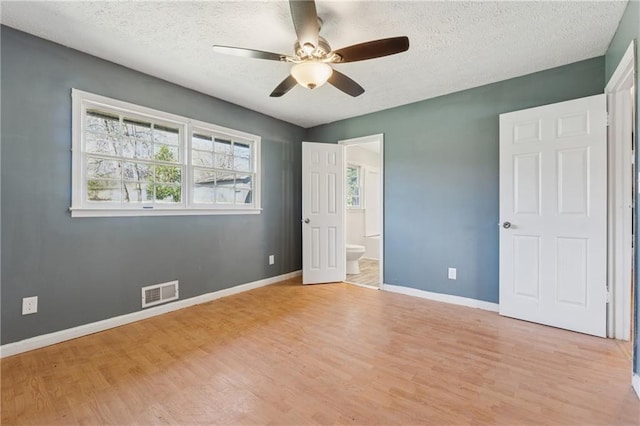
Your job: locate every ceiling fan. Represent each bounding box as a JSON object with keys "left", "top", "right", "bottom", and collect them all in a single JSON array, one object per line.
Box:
[{"left": 213, "top": 0, "right": 409, "bottom": 98}]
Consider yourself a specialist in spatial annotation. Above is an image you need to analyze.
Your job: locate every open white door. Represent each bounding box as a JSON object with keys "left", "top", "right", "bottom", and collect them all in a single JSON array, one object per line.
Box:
[
  {"left": 499, "top": 94, "right": 607, "bottom": 337},
  {"left": 302, "top": 142, "right": 345, "bottom": 284}
]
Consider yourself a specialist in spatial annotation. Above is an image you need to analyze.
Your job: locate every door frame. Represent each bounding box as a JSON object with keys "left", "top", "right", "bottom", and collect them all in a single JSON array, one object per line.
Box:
[
  {"left": 605, "top": 40, "right": 636, "bottom": 340},
  {"left": 339, "top": 134, "right": 384, "bottom": 288}
]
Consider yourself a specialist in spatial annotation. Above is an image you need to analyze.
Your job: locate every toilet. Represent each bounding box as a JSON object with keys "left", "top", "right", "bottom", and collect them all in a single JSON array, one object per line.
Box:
[{"left": 346, "top": 244, "right": 366, "bottom": 274}]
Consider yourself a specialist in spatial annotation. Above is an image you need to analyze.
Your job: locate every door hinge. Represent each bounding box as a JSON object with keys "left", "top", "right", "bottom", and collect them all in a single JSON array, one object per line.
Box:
[
  {"left": 606, "top": 113, "right": 610, "bottom": 127},
  {"left": 606, "top": 287, "right": 611, "bottom": 303}
]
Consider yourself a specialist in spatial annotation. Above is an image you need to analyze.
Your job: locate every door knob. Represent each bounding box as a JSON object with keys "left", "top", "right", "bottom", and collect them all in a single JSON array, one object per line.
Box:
[
  {"left": 502, "top": 221, "right": 512, "bottom": 229},
  {"left": 304, "top": 218, "right": 310, "bottom": 224}
]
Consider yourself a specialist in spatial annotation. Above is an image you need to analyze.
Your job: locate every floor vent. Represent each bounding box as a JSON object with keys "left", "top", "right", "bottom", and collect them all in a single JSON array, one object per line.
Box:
[{"left": 142, "top": 280, "right": 179, "bottom": 308}]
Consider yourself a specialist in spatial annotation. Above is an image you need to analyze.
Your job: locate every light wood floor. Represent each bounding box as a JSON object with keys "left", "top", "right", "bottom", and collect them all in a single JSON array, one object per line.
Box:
[
  {"left": 2, "top": 277, "right": 639, "bottom": 425},
  {"left": 346, "top": 258, "right": 379, "bottom": 287}
]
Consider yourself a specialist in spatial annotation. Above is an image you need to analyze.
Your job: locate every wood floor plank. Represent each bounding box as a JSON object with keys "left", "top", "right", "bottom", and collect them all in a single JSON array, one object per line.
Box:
[{"left": 2, "top": 277, "right": 639, "bottom": 425}]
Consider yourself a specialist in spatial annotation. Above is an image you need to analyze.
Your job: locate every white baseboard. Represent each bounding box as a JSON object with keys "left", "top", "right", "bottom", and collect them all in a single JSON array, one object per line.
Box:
[
  {"left": 344, "top": 280, "right": 379, "bottom": 290},
  {"left": 633, "top": 374, "right": 640, "bottom": 400},
  {"left": 382, "top": 283, "right": 499, "bottom": 312},
  {"left": 0, "top": 270, "right": 301, "bottom": 358}
]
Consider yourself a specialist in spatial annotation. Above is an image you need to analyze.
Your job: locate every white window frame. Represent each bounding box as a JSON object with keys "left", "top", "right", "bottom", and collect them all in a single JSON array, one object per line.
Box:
[
  {"left": 71, "top": 89, "right": 261, "bottom": 217},
  {"left": 346, "top": 163, "right": 363, "bottom": 209}
]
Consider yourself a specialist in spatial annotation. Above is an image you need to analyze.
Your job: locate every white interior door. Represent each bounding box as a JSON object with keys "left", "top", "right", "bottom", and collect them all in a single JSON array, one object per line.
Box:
[
  {"left": 302, "top": 142, "right": 345, "bottom": 284},
  {"left": 499, "top": 94, "right": 607, "bottom": 337}
]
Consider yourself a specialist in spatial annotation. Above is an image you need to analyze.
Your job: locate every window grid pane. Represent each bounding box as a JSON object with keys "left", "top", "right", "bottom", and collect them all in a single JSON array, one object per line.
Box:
[
  {"left": 191, "top": 132, "right": 254, "bottom": 205},
  {"left": 83, "top": 109, "right": 183, "bottom": 205},
  {"left": 346, "top": 165, "right": 361, "bottom": 208}
]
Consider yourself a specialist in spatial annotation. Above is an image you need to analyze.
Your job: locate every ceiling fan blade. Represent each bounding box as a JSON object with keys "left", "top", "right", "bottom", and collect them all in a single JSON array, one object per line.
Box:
[
  {"left": 328, "top": 70, "right": 364, "bottom": 97},
  {"left": 333, "top": 36, "right": 410, "bottom": 63},
  {"left": 289, "top": 0, "right": 319, "bottom": 51},
  {"left": 270, "top": 75, "right": 298, "bottom": 97},
  {"left": 213, "top": 45, "right": 287, "bottom": 61}
]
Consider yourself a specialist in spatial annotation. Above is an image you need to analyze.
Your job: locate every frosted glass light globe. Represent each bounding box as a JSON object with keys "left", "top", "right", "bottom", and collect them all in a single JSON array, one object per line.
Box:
[{"left": 291, "top": 62, "right": 333, "bottom": 89}]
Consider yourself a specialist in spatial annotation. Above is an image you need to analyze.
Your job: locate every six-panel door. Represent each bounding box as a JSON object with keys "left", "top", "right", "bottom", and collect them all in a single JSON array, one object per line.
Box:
[
  {"left": 302, "top": 142, "right": 346, "bottom": 284},
  {"left": 499, "top": 94, "right": 607, "bottom": 337}
]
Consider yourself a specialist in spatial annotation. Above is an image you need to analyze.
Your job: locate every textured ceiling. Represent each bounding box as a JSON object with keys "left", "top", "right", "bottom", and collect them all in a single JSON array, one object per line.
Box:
[{"left": 1, "top": 1, "right": 628, "bottom": 128}]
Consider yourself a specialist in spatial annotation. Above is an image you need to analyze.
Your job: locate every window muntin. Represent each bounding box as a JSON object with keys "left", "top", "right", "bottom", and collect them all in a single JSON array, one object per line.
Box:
[
  {"left": 346, "top": 164, "right": 362, "bottom": 208},
  {"left": 71, "top": 89, "right": 261, "bottom": 217}
]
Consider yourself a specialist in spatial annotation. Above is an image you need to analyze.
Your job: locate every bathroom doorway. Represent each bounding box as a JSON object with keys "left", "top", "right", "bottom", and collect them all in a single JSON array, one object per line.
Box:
[{"left": 339, "top": 134, "right": 383, "bottom": 289}]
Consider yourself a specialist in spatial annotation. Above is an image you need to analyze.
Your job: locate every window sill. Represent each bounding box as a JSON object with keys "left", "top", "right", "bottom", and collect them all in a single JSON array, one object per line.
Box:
[{"left": 70, "top": 207, "right": 262, "bottom": 218}]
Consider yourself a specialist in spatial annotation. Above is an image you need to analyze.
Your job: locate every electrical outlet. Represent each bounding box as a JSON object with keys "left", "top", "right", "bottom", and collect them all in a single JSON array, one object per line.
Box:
[
  {"left": 448, "top": 268, "right": 457, "bottom": 280},
  {"left": 22, "top": 296, "right": 38, "bottom": 315},
  {"left": 269, "top": 255, "right": 275, "bottom": 265}
]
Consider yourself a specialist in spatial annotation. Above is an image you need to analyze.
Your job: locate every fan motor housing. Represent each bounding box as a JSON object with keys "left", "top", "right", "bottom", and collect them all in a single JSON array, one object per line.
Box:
[{"left": 295, "top": 36, "right": 332, "bottom": 60}]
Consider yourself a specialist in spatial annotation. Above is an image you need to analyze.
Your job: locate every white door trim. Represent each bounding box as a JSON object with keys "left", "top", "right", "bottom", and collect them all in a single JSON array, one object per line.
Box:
[
  {"left": 339, "top": 134, "right": 384, "bottom": 288},
  {"left": 605, "top": 40, "right": 636, "bottom": 340},
  {"left": 605, "top": 41, "right": 636, "bottom": 94}
]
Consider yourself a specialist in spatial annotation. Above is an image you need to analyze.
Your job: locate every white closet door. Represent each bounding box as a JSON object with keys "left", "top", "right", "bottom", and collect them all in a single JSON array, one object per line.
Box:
[{"left": 499, "top": 94, "right": 607, "bottom": 337}]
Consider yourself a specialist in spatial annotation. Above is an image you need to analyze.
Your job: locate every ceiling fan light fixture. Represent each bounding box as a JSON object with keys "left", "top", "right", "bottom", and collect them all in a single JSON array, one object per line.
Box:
[
  {"left": 291, "top": 61, "right": 333, "bottom": 89},
  {"left": 213, "top": 1, "right": 409, "bottom": 97}
]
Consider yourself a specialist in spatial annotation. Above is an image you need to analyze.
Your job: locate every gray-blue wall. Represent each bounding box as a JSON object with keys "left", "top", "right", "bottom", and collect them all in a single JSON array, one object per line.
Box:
[
  {"left": 307, "top": 57, "right": 605, "bottom": 304},
  {"left": 604, "top": 0, "right": 640, "bottom": 375},
  {"left": 1, "top": 26, "right": 304, "bottom": 345},
  {"left": 1, "top": 14, "right": 630, "bottom": 356}
]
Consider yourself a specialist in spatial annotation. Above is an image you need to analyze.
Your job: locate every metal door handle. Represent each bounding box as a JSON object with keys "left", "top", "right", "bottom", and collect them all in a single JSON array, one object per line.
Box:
[
  {"left": 502, "top": 221, "right": 512, "bottom": 229},
  {"left": 303, "top": 218, "right": 310, "bottom": 224}
]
